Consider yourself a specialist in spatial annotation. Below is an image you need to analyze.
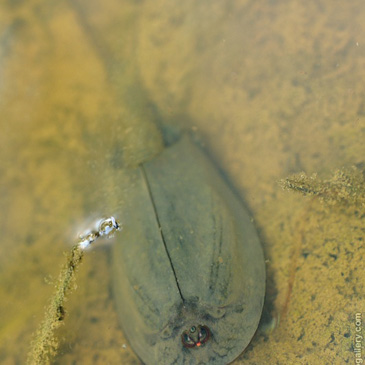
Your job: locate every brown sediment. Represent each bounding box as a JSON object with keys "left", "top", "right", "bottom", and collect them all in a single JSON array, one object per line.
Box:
[
  {"left": 280, "top": 203, "right": 313, "bottom": 320},
  {"left": 279, "top": 166, "right": 365, "bottom": 318},
  {"left": 241, "top": 165, "right": 365, "bottom": 364},
  {"left": 0, "top": 0, "right": 364, "bottom": 364},
  {"left": 27, "top": 245, "right": 84, "bottom": 365}
]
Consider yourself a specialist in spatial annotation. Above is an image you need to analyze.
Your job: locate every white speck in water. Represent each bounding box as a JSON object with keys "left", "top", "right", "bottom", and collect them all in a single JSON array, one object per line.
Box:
[
  {"left": 98, "top": 216, "right": 121, "bottom": 237},
  {"left": 78, "top": 216, "right": 121, "bottom": 249}
]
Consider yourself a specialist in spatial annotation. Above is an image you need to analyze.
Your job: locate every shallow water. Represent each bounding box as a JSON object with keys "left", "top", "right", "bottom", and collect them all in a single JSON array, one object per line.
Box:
[{"left": 0, "top": 1, "right": 364, "bottom": 364}]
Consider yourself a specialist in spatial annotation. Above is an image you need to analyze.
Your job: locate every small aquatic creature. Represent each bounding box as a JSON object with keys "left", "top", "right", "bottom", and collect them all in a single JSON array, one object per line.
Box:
[{"left": 112, "top": 135, "right": 265, "bottom": 364}]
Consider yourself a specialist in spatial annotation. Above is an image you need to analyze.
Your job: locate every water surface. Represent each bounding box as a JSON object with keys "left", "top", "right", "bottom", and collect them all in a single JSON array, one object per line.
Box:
[{"left": 0, "top": 1, "right": 364, "bottom": 364}]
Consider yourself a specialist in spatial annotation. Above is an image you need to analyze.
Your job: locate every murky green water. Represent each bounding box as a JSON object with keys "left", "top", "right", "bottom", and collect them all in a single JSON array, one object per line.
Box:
[{"left": 0, "top": 1, "right": 364, "bottom": 364}]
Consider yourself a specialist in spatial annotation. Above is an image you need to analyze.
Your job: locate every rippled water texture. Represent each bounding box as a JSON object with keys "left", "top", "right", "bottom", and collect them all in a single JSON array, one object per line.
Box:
[{"left": 0, "top": 1, "right": 364, "bottom": 364}]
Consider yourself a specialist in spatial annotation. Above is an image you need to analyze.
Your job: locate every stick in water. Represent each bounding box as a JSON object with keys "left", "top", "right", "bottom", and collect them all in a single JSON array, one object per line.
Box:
[{"left": 27, "top": 217, "right": 121, "bottom": 365}]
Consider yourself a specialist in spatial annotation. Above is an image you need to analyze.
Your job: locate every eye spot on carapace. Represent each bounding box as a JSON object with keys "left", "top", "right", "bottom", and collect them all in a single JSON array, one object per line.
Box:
[{"left": 181, "top": 325, "right": 211, "bottom": 349}]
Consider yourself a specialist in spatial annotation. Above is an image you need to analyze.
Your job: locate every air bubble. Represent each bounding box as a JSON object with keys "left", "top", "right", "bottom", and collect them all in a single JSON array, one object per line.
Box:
[
  {"left": 99, "top": 216, "right": 121, "bottom": 237},
  {"left": 78, "top": 216, "right": 121, "bottom": 249}
]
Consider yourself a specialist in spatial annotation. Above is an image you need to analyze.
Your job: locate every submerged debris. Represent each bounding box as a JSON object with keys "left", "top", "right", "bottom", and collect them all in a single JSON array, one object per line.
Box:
[
  {"left": 280, "top": 166, "right": 365, "bottom": 209},
  {"left": 27, "top": 217, "right": 120, "bottom": 365},
  {"left": 27, "top": 245, "right": 84, "bottom": 365}
]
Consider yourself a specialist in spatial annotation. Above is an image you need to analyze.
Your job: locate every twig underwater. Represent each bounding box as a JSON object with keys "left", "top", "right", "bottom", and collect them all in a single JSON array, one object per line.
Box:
[
  {"left": 27, "top": 217, "right": 121, "bottom": 365},
  {"left": 279, "top": 166, "right": 365, "bottom": 209}
]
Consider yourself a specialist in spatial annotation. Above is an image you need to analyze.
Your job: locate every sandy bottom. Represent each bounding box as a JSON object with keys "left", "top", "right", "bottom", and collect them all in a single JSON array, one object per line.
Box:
[{"left": 0, "top": 1, "right": 364, "bottom": 364}]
